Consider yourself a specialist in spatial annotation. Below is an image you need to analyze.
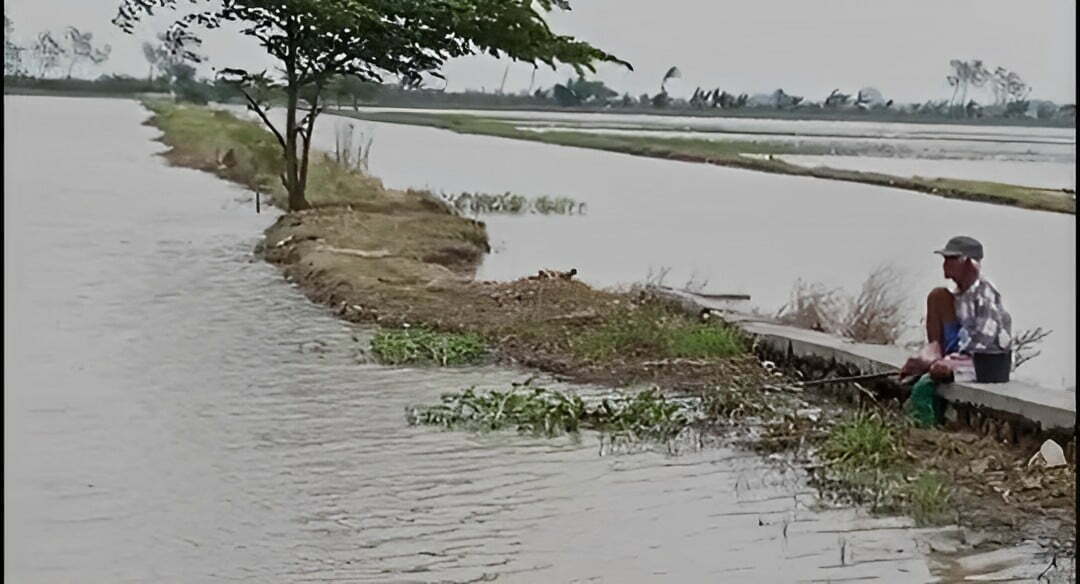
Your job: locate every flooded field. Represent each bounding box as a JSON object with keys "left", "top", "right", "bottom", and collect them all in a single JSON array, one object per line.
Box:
[
  {"left": 352, "top": 106, "right": 1077, "bottom": 165},
  {"left": 3, "top": 96, "right": 998, "bottom": 583},
  {"left": 299, "top": 110, "right": 1076, "bottom": 390},
  {"left": 774, "top": 155, "right": 1074, "bottom": 190}
]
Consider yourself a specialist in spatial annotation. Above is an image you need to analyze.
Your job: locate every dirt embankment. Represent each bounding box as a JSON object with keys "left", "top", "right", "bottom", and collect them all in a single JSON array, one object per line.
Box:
[{"left": 147, "top": 101, "right": 1074, "bottom": 556}]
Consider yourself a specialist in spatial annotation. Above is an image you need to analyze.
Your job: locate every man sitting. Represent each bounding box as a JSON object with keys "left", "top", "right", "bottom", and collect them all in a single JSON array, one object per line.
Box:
[{"left": 900, "top": 235, "right": 1013, "bottom": 383}]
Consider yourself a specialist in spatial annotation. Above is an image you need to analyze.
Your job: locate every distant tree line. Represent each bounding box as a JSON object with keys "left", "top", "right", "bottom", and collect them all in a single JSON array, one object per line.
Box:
[
  {"left": 4, "top": 14, "right": 1074, "bottom": 125},
  {"left": 307, "top": 59, "right": 1074, "bottom": 124},
  {"left": 3, "top": 12, "right": 238, "bottom": 103}
]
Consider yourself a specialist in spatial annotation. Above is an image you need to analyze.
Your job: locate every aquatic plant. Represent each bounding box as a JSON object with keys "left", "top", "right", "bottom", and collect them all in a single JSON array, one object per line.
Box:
[
  {"left": 406, "top": 386, "right": 694, "bottom": 442},
  {"left": 370, "top": 327, "right": 487, "bottom": 366},
  {"left": 440, "top": 191, "right": 585, "bottom": 216}
]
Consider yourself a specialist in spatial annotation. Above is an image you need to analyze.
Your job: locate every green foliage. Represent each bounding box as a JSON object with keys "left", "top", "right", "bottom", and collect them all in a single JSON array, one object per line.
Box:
[
  {"left": 441, "top": 191, "right": 584, "bottom": 216},
  {"left": 574, "top": 304, "right": 746, "bottom": 361},
  {"left": 551, "top": 75, "right": 618, "bottom": 106},
  {"left": 904, "top": 472, "right": 953, "bottom": 526},
  {"left": 668, "top": 323, "right": 746, "bottom": 358},
  {"left": 371, "top": 327, "right": 488, "bottom": 366},
  {"left": 407, "top": 386, "right": 587, "bottom": 437},
  {"left": 820, "top": 413, "right": 902, "bottom": 471},
  {"left": 406, "top": 386, "right": 692, "bottom": 442},
  {"left": 4, "top": 74, "right": 170, "bottom": 95},
  {"left": 114, "top": 0, "right": 629, "bottom": 211},
  {"left": 589, "top": 388, "right": 691, "bottom": 443}
]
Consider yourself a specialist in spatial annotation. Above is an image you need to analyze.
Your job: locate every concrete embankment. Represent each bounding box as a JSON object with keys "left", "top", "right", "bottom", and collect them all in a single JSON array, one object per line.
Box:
[{"left": 656, "top": 286, "right": 1076, "bottom": 449}]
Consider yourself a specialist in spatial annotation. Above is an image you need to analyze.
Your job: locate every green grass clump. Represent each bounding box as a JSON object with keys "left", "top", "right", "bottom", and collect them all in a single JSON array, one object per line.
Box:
[
  {"left": 815, "top": 413, "right": 955, "bottom": 526},
  {"left": 406, "top": 386, "right": 692, "bottom": 442},
  {"left": 668, "top": 323, "right": 746, "bottom": 358},
  {"left": 820, "top": 412, "right": 902, "bottom": 471},
  {"left": 574, "top": 305, "right": 746, "bottom": 361},
  {"left": 142, "top": 100, "right": 386, "bottom": 210},
  {"left": 371, "top": 327, "right": 487, "bottom": 366},
  {"left": 904, "top": 471, "right": 953, "bottom": 526}
]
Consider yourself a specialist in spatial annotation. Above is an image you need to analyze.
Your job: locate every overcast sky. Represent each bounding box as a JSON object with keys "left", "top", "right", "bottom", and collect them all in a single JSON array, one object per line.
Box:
[{"left": 5, "top": 0, "right": 1075, "bottom": 103}]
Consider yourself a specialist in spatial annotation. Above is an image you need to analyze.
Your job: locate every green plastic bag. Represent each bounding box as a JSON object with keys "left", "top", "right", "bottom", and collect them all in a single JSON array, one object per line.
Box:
[{"left": 905, "top": 374, "right": 944, "bottom": 427}]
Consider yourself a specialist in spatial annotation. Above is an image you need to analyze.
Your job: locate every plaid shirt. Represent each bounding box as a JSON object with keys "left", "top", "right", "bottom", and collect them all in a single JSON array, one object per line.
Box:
[{"left": 955, "top": 277, "right": 1012, "bottom": 353}]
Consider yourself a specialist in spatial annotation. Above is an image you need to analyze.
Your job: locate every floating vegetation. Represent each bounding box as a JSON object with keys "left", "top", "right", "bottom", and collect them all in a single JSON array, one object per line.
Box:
[
  {"left": 406, "top": 386, "right": 695, "bottom": 443},
  {"left": 370, "top": 327, "right": 487, "bottom": 366},
  {"left": 441, "top": 191, "right": 586, "bottom": 216}
]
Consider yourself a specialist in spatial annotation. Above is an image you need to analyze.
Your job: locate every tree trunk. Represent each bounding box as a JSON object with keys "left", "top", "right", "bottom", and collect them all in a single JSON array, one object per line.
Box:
[
  {"left": 283, "top": 86, "right": 310, "bottom": 211},
  {"left": 298, "top": 87, "right": 320, "bottom": 198}
]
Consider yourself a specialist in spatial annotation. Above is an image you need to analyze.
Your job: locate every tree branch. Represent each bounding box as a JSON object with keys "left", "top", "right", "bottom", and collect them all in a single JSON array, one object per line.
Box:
[{"left": 238, "top": 86, "right": 286, "bottom": 150}]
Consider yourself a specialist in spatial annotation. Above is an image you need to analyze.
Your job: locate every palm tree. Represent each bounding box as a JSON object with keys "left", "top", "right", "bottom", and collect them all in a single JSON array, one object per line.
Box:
[{"left": 660, "top": 65, "right": 680, "bottom": 93}]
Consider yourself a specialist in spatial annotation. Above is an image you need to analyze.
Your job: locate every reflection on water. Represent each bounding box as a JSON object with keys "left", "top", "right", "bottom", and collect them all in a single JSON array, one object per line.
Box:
[{"left": 5, "top": 97, "right": 958, "bottom": 582}]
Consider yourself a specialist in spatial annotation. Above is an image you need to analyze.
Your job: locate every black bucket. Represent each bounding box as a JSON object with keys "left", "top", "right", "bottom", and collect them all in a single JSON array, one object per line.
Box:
[{"left": 973, "top": 351, "right": 1012, "bottom": 383}]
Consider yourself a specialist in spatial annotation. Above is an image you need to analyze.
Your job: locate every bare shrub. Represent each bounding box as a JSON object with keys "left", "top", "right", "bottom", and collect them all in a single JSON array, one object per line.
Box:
[
  {"left": 683, "top": 270, "right": 710, "bottom": 294},
  {"left": 1012, "top": 327, "right": 1052, "bottom": 370},
  {"left": 776, "top": 265, "right": 909, "bottom": 344},
  {"left": 641, "top": 265, "right": 673, "bottom": 288},
  {"left": 842, "top": 265, "right": 907, "bottom": 344},
  {"left": 775, "top": 279, "right": 846, "bottom": 334},
  {"left": 334, "top": 122, "right": 373, "bottom": 173}
]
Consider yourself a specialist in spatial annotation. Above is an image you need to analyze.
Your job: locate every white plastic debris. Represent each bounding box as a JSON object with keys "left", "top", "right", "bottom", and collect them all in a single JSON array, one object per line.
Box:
[{"left": 1039, "top": 439, "right": 1066, "bottom": 468}]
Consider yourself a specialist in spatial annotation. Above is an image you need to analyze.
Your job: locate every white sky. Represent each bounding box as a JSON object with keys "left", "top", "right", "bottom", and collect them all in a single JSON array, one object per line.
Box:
[{"left": 4, "top": 0, "right": 1076, "bottom": 103}]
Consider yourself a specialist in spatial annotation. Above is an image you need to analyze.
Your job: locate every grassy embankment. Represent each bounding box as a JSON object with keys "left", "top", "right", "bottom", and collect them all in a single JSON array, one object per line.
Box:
[
  {"left": 337, "top": 111, "right": 1075, "bottom": 215},
  {"left": 142, "top": 100, "right": 753, "bottom": 384},
  {"left": 145, "top": 101, "right": 1074, "bottom": 545}
]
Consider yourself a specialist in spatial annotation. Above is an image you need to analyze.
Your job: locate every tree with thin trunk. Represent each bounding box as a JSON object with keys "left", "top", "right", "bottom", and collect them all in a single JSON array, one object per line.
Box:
[
  {"left": 64, "top": 26, "right": 110, "bottom": 79},
  {"left": 660, "top": 65, "right": 680, "bottom": 93},
  {"left": 30, "top": 31, "right": 65, "bottom": 78},
  {"left": 141, "top": 40, "right": 164, "bottom": 82},
  {"left": 5, "top": 13, "right": 26, "bottom": 76},
  {"left": 113, "top": 0, "right": 630, "bottom": 212}
]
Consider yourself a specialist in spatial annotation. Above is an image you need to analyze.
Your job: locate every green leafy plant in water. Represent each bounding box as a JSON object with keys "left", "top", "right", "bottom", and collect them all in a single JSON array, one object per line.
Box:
[
  {"left": 371, "top": 327, "right": 487, "bottom": 366},
  {"left": 407, "top": 386, "right": 587, "bottom": 436},
  {"left": 406, "top": 386, "right": 693, "bottom": 442},
  {"left": 590, "top": 388, "right": 690, "bottom": 443},
  {"left": 441, "top": 191, "right": 584, "bottom": 216}
]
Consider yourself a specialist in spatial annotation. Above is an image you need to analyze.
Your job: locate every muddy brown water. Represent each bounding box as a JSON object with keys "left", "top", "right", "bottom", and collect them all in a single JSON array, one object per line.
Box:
[{"left": 4, "top": 96, "right": 1064, "bottom": 583}]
